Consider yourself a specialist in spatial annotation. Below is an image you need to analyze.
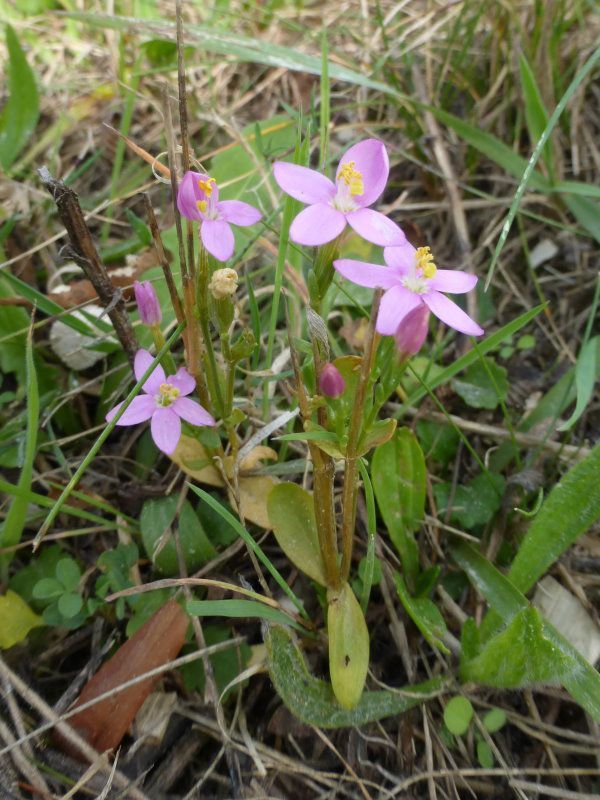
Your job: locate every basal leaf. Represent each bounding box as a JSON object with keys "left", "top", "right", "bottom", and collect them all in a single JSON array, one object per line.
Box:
[
  {"left": 395, "top": 573, "right": 449, "bottom": 654},
  {"left": 265, "top": 624, "right": 443, "bottom": 728},
  {"left": 327, "top": 582, "right": 369, "bottom": 709}
]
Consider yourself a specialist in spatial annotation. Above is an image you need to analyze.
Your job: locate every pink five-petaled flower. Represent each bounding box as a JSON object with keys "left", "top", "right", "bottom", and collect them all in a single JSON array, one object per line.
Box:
[
  {"left": 334, "top": 241, "right": 484, "bottom": 338},
  {"left": 177, "top": 171, "right": 262, "bottom": 262},
  {"left": 273, "top": 139, "right": 406, "bottom": 248},
  {"left": 106, "top": 350, "right": 215, "bottom": 455}
]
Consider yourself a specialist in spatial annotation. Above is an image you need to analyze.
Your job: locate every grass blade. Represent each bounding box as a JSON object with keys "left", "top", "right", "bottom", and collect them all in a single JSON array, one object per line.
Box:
[{"left": 0, "top": 24, "right": 40, "bottom": 170}]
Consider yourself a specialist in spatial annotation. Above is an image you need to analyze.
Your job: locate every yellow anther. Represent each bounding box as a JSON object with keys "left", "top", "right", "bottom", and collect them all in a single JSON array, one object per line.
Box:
[
  {"left": 196, "top": 200, "right": 207, "bottom": 213},
  {"left": 416, "top": 246, "right": 437, "bottom": 279},
  {"left": 158, "top": 383, "right": 181, "bottom": 406},
  {"left": 197, "top": 177, "right": 216, "bottom": 197},
  {"left": 338, "top": 160, "right": 364, "bottom": 196}
]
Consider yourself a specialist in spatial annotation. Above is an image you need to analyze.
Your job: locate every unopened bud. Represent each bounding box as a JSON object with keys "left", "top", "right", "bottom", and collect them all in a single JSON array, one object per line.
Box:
[
  {"left": 394, "top": 304, "right": 430, "bottom": 359},
  {"left": 133, "top": 280, "right": 162, "bottom": 326},
  {"left": 209, "top": 268, "right": 238, "bottom": 300},
  {"left": 319, "top": 363, "right": 345, "bottom": 398}
]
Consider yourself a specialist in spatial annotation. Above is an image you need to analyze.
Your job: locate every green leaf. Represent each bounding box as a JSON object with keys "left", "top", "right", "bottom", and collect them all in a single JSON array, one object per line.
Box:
[
  {"left": 451, "top": 542, "right": 600, "bottom": 722},
  {"left": 557, "top": 335, "right": 598, "bottom": 432},
  {"left": 508, "top": 441, "right": 600, "bottom": 594},
  {"left": 265, "top": 624, "right": 443, "bottom": 728},
  {"left": 371, "top": 428, "right": 425, "bottom": 585},
  {"left": 0, "top": 591, "right": 44, "bottom": 649},
  {"left": 180, "top": 625, "right": 252, "bottom": 699},
  {"left": 358, "top": 417, "right": 396, "bottom": 456},
  {"left": 32, "top": 578, "right": 63, "bottom": 600},
  {"left": 483, "top": 707, "right": 507, "bottom": 733},
  {"left": 434, "top": 473, "right": 504, "bottom": 530},
  {"left": 432, "top": 107, "right": 549, "bottom": 191},
  {"left": 443, "top": 696, "right": 473, "bottom": 735},
  {"left": 395, "top": 573, "right": 449, "bottom": 654},
  {"left": 0, "top": 320, "right": 39, "bottom": 570},
  {"left": 57, "top": 592, "right": 84, "bottom": 619},
  {"left": 461, "top": 607, "right": 573, "bottom": 688},
  {"left": 563, "top": 194, "right": 600, "bottom": 244},
  {"left": 327, "top": 582, "right": 369, "bottom": 709},
  {"left": 452, "top": 357, "right": 508, "bottom": 410},
  {"left": 141, "top": 497, "right": 216, "bottom": 575},
  {"left": 267, "top": 483, "right": 327, "bottom": 585},
  {"left": 0, "top": 25, "right": 40, "bottom": 170},
  {"left": 519, "top": 54, "right": 553, "bottom": 175},
  {"left": 55, "top": 558, "right": 81, "bottom": 592},
  {"left": 186, "top": 598, "right": 306, "bottom": 634},
  {"left": 477, "top": 741, "right": 494, "bottom": 769}
]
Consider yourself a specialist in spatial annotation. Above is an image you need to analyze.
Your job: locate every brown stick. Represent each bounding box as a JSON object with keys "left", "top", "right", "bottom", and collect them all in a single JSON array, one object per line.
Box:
[
  {"left": 38, "top": 167, "right": 137, "bottom": 365},
  {"left": 142, "top": 193, "right": 184, "bottom": 324}
]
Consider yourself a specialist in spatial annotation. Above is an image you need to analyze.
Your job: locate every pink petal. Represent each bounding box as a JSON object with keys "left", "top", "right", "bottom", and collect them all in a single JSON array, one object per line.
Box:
[
  {"left": 336, "top": 139, "right": 389, "bottom": 207},
  {"left": 273, "top": 161, "right": 335, "bottom": 205},
  {"left": 218, "top": 200, "right": 262, "bottom": 226},
  {"left": 134, "top": 349, "right": 165, "bottom": 394},
  {"left": 151, "top": 407, "right": 182, "bottom": 455},
  {"left": 289, "top": 203, "right": 346, "bottom": 246},
  {"left": 346, "top": 208, "right": 406, "bottom": 247},
  {"left": 427, "top": 269, "right": 478, "bottom": 294},
  {"left": 423, "top": 291, "right": 484, "bottom": 336},
  {"left": 177, "top": 171, "right": 203, "bottom": 221},
  {"left": 383, "top": 242, "right": 417, "bottom": 273},
  {"left": 201, "top": 219, "right": 235, "bottom": 262},
  {"left": 169, "top": 367, "right": 196, "bottom": 396},
  {"left": 106, "top": 395, "right": 156, "bottom": 426},
  {"left": 173, "top": 396, "right": 216, "bottom": 427},
  {"left": 376, "top": 285, "right": 422, "bottom": 336},
  {"left": 333, "top": 258, "right": 401, "bottom": 289}
]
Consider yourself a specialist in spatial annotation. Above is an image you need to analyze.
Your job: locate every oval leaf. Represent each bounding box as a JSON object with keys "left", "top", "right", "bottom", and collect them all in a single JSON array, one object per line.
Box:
[
  {"left": 0, "top": 591, "right": 44, "bottom": 649},
  {"left": 327, "top": 582, "right": 369, "bottom": 709},
  {"left": 267, "top": 483, "right": 326, "bottom": 585},
  {"left": 265, "top": 624, "right": 443, "bottom": 728}
]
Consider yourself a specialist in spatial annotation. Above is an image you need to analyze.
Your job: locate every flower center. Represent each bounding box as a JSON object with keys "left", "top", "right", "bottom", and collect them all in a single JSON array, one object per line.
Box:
[
  {"left": 156, "top": 382, "right": 180, "bottom": 407},
  {"left": 198, "top": 177, "right": 215, "bottom": 197},
  {"left": 415, "top": 246, "right": 437, "bottom": 279},
  {"left": 338, "top": 161, "right": 364, "bottom": 197}
]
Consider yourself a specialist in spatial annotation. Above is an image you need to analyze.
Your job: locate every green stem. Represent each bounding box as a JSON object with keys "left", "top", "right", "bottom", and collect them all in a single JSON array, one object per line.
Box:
[
  {"left": 197, "top": 245, "right": 225, "bottom": 417},
  {"left": 151, "top": 325, "right": 177, "bottom": 376}
]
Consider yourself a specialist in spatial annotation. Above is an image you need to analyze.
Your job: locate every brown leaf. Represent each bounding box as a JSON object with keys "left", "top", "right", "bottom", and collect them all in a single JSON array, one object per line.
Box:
[
  {"left": 56, "top": 600, "right": 188, "bottom": 757},
  {"left": 229, "top": 476, "right": 279, "bottom": 530}
]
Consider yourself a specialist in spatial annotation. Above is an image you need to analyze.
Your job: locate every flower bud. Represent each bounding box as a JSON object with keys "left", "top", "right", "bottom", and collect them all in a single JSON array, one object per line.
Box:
[
  {"left": 133, "top": 280, "right": 161, "bottom": 326},
  {"left": 394, "top": 304, "right": 430, "bottom": 359},
  {"left": 319, "top": 363, "right": 345, "bottom": 398},
  {"left": 209, "top": 268, "right": 238, "bottom": 300}
]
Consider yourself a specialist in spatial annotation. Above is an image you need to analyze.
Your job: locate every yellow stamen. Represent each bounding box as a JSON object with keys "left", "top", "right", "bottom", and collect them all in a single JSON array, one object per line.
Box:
[
  {"left": 338, "top": 160, "right": 364, "bottom": 196},
  {"left": 158, "top": 383, "right": 181, "bottom": 406},
  {"left": 196, "top": 200, "right": 207, "bottom": 213},
  {"left": 198, "top": 177, "right": 216, "bottom": 197},
  {"left": 416, "top": 246, "right": 437, "bottom": 279}
]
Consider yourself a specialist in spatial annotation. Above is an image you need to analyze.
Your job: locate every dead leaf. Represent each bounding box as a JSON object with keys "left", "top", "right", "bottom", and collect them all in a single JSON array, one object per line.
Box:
[{"left": 229, "top": 476, "right": 278, "bottom": 529}]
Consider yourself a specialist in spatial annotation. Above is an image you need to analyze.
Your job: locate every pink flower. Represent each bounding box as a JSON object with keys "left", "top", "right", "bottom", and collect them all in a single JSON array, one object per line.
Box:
[
  {"left": 394, "top": 304, "right": 430, "bottom": 358},
  {"left": 334, "top": 241, "right": 483, "bottom": 337},
  {"left": 133, "top": 280, "right": 161, "bottom": 326},
  {"left": 273, "top": 139, "right": 406, "bottom": 248},
  {"left": 319, "top": 363, "right": 345, "bottom": 398},
  {"left": 106, "top": 350, "right": 215, "bottom": 455},
  {"left": 177, "top": 171, "right": 262, "bottom": 262}
]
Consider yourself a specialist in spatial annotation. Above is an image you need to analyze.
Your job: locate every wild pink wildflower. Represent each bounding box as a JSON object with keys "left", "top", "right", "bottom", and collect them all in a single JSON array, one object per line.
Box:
[
  {"left": 177, "top": 171, "right": 262, "bottom": 262},
  {"left": 106, "top": 350, "right": 215, "bottom": 455},
  {"left": 133, "top": 280, "right": 161, "bottom": 326},
  {"left": 319, "top": 363, "right": 346, "bottom": 398},
  {"left": 334, "top": 241, "right": 483, "bottom": 337},
  {"left": 273, "top": 139, "right": 405, "bottom": 248}
]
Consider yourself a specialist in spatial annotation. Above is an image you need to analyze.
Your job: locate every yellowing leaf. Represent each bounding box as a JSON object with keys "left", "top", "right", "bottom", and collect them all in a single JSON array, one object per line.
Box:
[
  {"left": 327, "top": 582, "right": 369, "bottom": 709},
  {"left": 170, "top": 436, "right": 224, "bottom": 487},
  {"left": 231, "top": 476, "right": 278, "bottom": 529},
  {"left": 0, "top": 591, "right": 44, "bottom": 649}
]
